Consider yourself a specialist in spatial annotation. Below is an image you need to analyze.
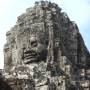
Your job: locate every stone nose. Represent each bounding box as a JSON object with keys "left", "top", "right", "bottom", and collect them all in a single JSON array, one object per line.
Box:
[
  {"left": 24, "top": 47, "right": 32, "bottom": 53},
  {"left": 30, "top": 40, "right": 38, "bottom": 48}
]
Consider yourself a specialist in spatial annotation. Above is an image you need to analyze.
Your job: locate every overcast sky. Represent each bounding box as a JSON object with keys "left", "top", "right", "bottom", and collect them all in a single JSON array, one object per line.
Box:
[{"left": 0, "top": 0, "right": 90, "bottom": 69}]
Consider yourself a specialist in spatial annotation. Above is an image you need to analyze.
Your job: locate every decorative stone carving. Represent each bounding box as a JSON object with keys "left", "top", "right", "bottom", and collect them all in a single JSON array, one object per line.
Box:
[{"left": 3, "top": 1, "right": 90, "bottom": 90}]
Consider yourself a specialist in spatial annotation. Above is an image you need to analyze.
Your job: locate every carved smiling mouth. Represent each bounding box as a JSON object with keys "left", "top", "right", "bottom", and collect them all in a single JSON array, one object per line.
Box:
[{"left": 24, "top": 50, "right": 38, "bottom": 64}]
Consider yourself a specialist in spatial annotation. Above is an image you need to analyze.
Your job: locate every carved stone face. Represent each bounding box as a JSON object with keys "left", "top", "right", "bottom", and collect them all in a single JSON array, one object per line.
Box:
[{"left": 23, "top": 35, "right": 48, "bottom": 64}]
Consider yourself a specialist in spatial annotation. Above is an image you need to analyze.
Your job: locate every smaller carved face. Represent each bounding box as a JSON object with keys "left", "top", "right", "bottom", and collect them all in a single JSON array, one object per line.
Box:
[{"left": 23, "top": 35, "right": 48, "bottom": 64}]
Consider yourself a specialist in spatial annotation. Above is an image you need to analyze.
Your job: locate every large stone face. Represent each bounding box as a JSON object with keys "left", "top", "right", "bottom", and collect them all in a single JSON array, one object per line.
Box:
[{"left": 3, "top": 1, "right": 90, "bottom": 90}]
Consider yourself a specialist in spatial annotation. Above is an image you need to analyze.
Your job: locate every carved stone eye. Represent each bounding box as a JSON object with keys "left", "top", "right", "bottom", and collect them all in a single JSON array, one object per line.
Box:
[{"left": 31, "top": 40, "right": 38, "bottom": 47}]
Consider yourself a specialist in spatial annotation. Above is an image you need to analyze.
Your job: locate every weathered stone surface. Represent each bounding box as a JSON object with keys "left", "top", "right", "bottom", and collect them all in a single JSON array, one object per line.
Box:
[
  {"left": 3, "top": 1, "right": 90, "bottom": 90},
  {"left": 0, "top": 70, "right": 12, "bottom": 90}
]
